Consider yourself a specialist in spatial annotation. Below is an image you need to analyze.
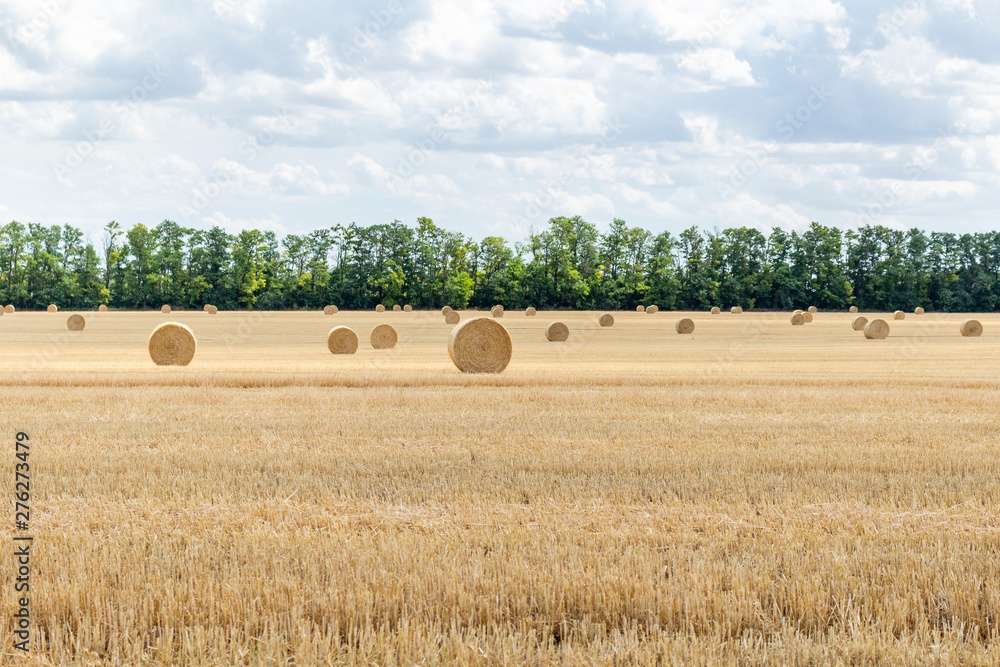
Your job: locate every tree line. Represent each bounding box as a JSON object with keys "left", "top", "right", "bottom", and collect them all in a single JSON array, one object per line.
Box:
[{"left": 0, "top": 216, "right": 997, "bottom": 312}]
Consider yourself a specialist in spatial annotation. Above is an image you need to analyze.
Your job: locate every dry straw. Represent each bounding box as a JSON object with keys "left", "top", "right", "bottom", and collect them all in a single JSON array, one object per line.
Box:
[
  {"left": 327, "top": 326, "right": 359, "bottom": 354},
  {"left": 97, "top": 305, "right": 106, "bottom": 312},
  {"left": 526, "top": 307, "right": 537, "bottom": 316},
  {"left": 960, "top": 319, "right": 983, "bottom": 337},
  {"left": 675, "top": 317, "right": 695, "bottom": 334},
  {"left": 404, "top": 305, "right": 413, "bottom": 312},
  {"left": 207, "top": 305, "right": 218, "bottom": 315},
  {"left": 5, "top": 305, "right": 13, "bottom": 314},
  {"left": 636, "top": 305, "right": 645, "bottom": 313},
  {"left": 915, "top": 307, "right": 925, "bottom": 315},
  {"left": 545, "top": 322, "right": 569, "bottom": 342},
  {"left": 850, "top": 306, "right": 859, "bottom": 313},
  {"left": 203, "top": 304, "right": 212, "bottom": 312},
  {"left": 324, "top": 305, "right": 338, "bottom": 315},
  {"left": 445, "top": 311, "right": 460, "bottom": 324},
  {"left": 47, "top": 304, "right": 57, "bottom": 312},
  {"left": 803, "top": 312, "right": 814, "bottom": 323},
  {"left": 447, "top": 317, "right": 512, "bottom": 373},
  {"left": 731, "top": 306, "right": 743, "bottom": 314},
  {"left": 66, "top": 314, "right": 85, "bottom": 331},
  {"left": 711, "top": 307, "right": 721, "bottom": 315},
  {"left": 148, "top": 322, "right": 197, "bottom": 366},
  {"left": 370, "top": 324, "right": 398, "bottom": 349},
  {"left": 852, "top": 316, "right": 869, "bottom": 331},
  {"left": 793, "top": 310, "right": 804, "bottom": 315},
  {"left": 161, "top": 305, "right": 171, "bottom": 314},
  {"left": 808, "top": 306, "right": 818, "bottom": 313},
  {"left": 441, "top": 306, "right": 453, "bottom": 316},
  {"left": 375, "top": 304, "right": 386, "bottom": 313},
  {"left": 646, "top": 305, "right": 659, "bottom": 314},
  {"left": 491, "top": 306, "right": 504, "bottom": 318},
  {"left": 599, "top": 313, "right": 614, "bottom": 327},
  {"left": 864, "top": 319, "right": 890, "bottom": 340},
  {"left": 791, "top": 313, "right": 805, "bottom": 326},
  {"left": 894, "top": 310, "right": 905, "bottom": 320},
  {"left": 393, "top": 305, "right": 401, "bottom": 312}
]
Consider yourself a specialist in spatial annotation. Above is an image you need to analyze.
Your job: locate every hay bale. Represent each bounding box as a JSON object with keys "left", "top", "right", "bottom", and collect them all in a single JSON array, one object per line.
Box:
[
  {"left": 864, "top": 319, "right": 890, "bottom": 340},
  {"left": 203, "top": 304, "right": 212, "bottom": 312},
  {"left": 599, "top": 313, "right": 614, "bottom": 327},
  {"left": 646, "top": 305, "right": 659, "bottom": 314},
  {"left": 675, "top": 317, "right": 695, "bottom": 334},
  {"left": 392, "top": 304, "right": 401, "bottom": 312},
  {"left": 324, "top": 305, "right": 338, "bottom": 315},
  {"left": 161, "top": 305, "right": 171, "bottom": 314},
  {"left": 66, "top": 314, "right": 85, "bottom": 331},
  {"left": 207, "top": 305, "right": 218, "bottom": 315},
  {"left": 731, "top": 306, "right": 743, "bottom": 314},
  {"left": 526, "top": 307, "right": 537, "bottom": 317},
  {"left": 849, "top": 306, "right": 858, "bottom": 313},
  {"left": 803, "top": 312, "right": 814, "bottom": 323},
  {"left": 370, "top": 323, "right": 398, "bottom": 349},
  {"left": 148, "top": 322, "right": 197, "bottom": 366},
  {"left": 711, "top": 307, "right": 721, "bottom": 315},
  {"left": 636, "top": 305, "right": 645, "bottom": 313},
  {"left": 448, "top": 317, "right": 512, "bottom": 374},
  {"left": 491, "top": 306, "right": 504, "bottom": 318},
  {"left": 852, "top": 316, "right": 868, "bottom": 331},
  {"left": 327, "top": 326, "right": 359, "bottom": 354},
  {"left": 808, "top": 306, "right": 818, "bottom": 313},
  {"left": 893, "top": 311, "right": 905, "bottom": 320},
  {"left": 5, "top": 305, "right": 13, "bottom": 314},
  {"left": 791, "top": 313, "right": 805, "bottom": 326},
  {"left": 545, "top": 322, "right": 569, "bottom": 342},
  {"left": 47, "top": 304, "right": 57, "bottom": 312},
  {"left": 915, "top": 307, "right": 925, "bottom": 315},
  {"left": 442, "top": 306, "right": 453, "bottom": 316},
  {"left": 445, "top": 311, "right": 460, "bottom": 324},
  {"left": 793, "top": 310, "right": 804, "bottom": 315},
  {"left": 375, "top": 304, "right": 385, "bottom": 313},
  {"left": 404, "top": 305, "right": 413, "bottom": 312},
  {"left": 960, "top": 319, "right": 983, "bottom": 337}
]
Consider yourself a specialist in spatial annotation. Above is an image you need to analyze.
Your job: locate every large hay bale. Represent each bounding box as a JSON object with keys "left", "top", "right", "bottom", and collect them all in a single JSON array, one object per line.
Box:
[
  {"left": 545, "top": 322, "right": 569, "bottom": 342},
  {"left": 442, "top": 306, "right": 453, "bottom": 316},
  {"left": 66, "top": 314, "right": 85, "bottom": 331},
  {"left": 915, "top": 307, "right": 925, "bottom": 315},
  {"left": 849, "top": 306, "right": 858, "bottom": 313},
  {"left": 852, "top": 316, "right": 868, "bottom": 331},
  {"left": 445, "top": 311, "right": 460, "bottom": 324},
  {"left": 636, "top": 305, "right": 645, "bottom": 313},
  {"left": 599, "top": 313, "right": 614, "bottom": 327},
  {"left": 960, "top": 319, "right": 983, "bottom": 337},
  {"left": 803, "top": 312, "right": 814, "bottom": 323},
  {"left": 491, "top": 306, "right": 504, "bottom": 318},
  {"left": 864, "top": 319, "right": 890, "bottom": 340},
  {"left": 675, "top": 317, "right": 695, "bottom": 334},
  {"left": 448, "top": 317, "right": 512, "bottom": 374},
  {"left": 370, "top": 323, "right": 398, "bottom": 349},
  {"left": 731, "top": 306, "right": 743, "bottom": 314},
  {"left": 161, "top": 305, "right": 171, "bottom": 314},
  {"left": 646, "top": 305, "right": 659, "bottom": 314},
  {"left": 808, "top": 306, "right": 818, "bottom": 313},
  {"left": 711, "top": 307, "right": 721, "bottom": 315},
  {"left": 148, "top": 322, "right": 197, "bottom": 366},
  {"left": 392, "top": 304, "right": 402, "bottom": 312},
  {"left": 5, "top": 305, "right": 14, "bottom": 314},
  {"left": 525, "top": 307, "right": 537, "bottom": 316},
  {"left": 327, "top": 326, "right": 359, "bottom": 354},
  {"left": 47, "top": 304, "right": 57, "bottom": 313},
  {"left": 791, "top": 313, "right": 805, "bottom": 326},
  {"left": 207, "top": 305, "right": 218, "bottom": 315},
  {"left": 893, "top": 311, "right": 905, "bottom": 320},
  {"left": 793, "top": 310, "right": 804, "bottom": 315},
  {"left": 404, "top": 305, "right": 413, "bottom": 312},
  {"left": 375, "top": 304, "right": 385, "bottom": 313}
]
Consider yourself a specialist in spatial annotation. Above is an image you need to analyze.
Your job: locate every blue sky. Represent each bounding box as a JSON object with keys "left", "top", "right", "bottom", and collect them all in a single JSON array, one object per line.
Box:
[{"left": 0, "top": 0, "right": 995, "bottom": 241}]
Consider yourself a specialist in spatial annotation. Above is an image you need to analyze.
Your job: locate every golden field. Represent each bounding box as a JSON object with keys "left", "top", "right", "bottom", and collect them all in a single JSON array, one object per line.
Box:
[{"left": 2, "top": 308, "right": 1000, "bottom": 665}]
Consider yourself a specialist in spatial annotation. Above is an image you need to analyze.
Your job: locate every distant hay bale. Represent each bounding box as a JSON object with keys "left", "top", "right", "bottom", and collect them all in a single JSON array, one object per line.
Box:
[
  {"left": 207, "top": 305, "right": 218, "bottom": 314},
  {"left": 161, "top": 305, "right": 171, "bottom": 314},
  {"left": 675, "top": 317, "right": 695, "bottom": 334},
  {"left": 148, "top": 322, "right": 197, "bottom": 366},
  {"left": 326, "top": 326, "right": 359, "bottom": 354},
  {"left": 526, "top": 307, "right": 537, "bottom": 316},
  {"left": 370, "top": 323, "right": 398, "bottom": 349},
  {"left": 404, "top": 305, "right": 413, "bottom": 312},
  {"left": 448, "top": 317, "right": 512, "bottom": 374},
  {"left": 915, "top": 307, "right": 925, "bottom": 315},
  {"left": 646, "top": 305, "right": 659, "bottom": 314},
  {"left": 852, "top": 316, "right": 869, "bottom": 331},
  {"left": 894, "top": 311, "right": 905, "bottom": 320},
  {"left": 393, "top": 304, "right": 401, "bottom": 312},
  {"left": 636, "top": 305, "right": 645, "bottom": 313},
  {"left": 850, "top": 306, "right": 858, "bottom": 313},
  {"left": 731, "top": 306, "right": 743, "bottom": 314},
  {"left": 491, "top": 306, "right": 504, "bottom": 318},
  {"left": 808, "top": 306, "right": 818, "bottom": 313},
  {"left": 66, "top": 314, "right": 85, "bottom": 331},
  {"left": 375, "top": 304, "right": 385, "bottom": 313},
  {"left": 791, "top": 313, "right": 805, "bottom": 326},
  {"left": 599, "top": 313, "right": 614, "bottom": 327},
  {"left": 5, "top": 305, "right": 14, "bottom": 314},
  {"left": 545, "top": 322, "right": 569, "bottom": 342},
  {"left": 442, "top": 306, "right": 453, "bottom": 316},
  {"left": 204, "top": 304, "right": 212, "bottom": 312},
  {"left": 803, "top": 312, "right": 814, "bottom": 323},
  {"left": 711, "top": 307, "right": 721, "bottom": 315},
  {"left": 47, "top": 304, "right": 57, "bottom": 312},
  {"left": 445, "top": 311, "right": 460, "bottom": 324},
  {"left": 960, "top": 319, "right": 983, "bottom": 337},
  {"left": 864, "top": 319, "right": 890, "bottom": 340},
  {"left": 324, "top": 305, "right": 338, "bottom": 315}
]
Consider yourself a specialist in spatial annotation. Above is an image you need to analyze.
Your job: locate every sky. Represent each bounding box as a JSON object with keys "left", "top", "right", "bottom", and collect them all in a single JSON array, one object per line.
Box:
[{"left": 0, "top": 0, "right": 997, "bottom": 242}]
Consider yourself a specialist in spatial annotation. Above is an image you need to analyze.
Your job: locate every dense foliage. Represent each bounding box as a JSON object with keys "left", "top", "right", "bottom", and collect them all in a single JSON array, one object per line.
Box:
[{"left": 1, "top": 216, "right": 997, "bottom": 311}]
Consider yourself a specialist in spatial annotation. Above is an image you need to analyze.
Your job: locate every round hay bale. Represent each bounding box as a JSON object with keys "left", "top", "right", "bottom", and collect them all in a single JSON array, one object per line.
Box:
[
  {"left": 793, "top": 310, "right": 804, "bottom": 315},
  {"left": 675, "top": 317, "right": 695, "bottom": 334},
  {"left": 445, "top": 311, "right": 460, "bottom": 325},
  {"left": 731, "top": 306, "right": 743, "bottom": 314},
  {"left": 808, "top": 306, "right": 818, "bottom": 313},
  {"left": 893, "top": 310, "right": 905, "bottom": 320},
  {"left": 47, "top": 304, "right": 57, "bottom": 312},
  {"left": 370, "top": 323, "right": 398, "bottom": 349},
  {"left": 161, "top": 305, "right": 171, "bottom": 314},
  {"left": 864, "top": 319, "right": 890, "bottom": 340},
  {"left": 491, "top": 306, "right": 504, "bottom": 318},
  {"left": 599, "top": 313, "right": 614, "bottom": 327},
  {"left": 852, "top": 316, "right": 869, "bottom": 331},
  {"left": 327, "top": 326, "right": 359, "bottom": 354},
  {"left": 442, "top": 306, "right": 453, "bottom": 316},
  {"left": 404, "top": 305, "right": 413, "bottom": 312},
  {"left": 66, "top": 314, "right": 85, "bottom": 331},
  {"left": 525, "top": 307, "right": 537, "bottom": 316},
  {"left": 915, "top": 307, "right": 925, "bottom": 315},
  {"left": 375, "top": 304, "right": 385, "bottom": 313},
  {"left": 447, "top": 317, "right": 512, "bottom": 374},
  {"left": 207, "top": 305, "right": 218, "bottom": 315},
  {"left": 392, "top": 304, "right": 401, "bottom": 312},
  {"left": 849, "top": 306, "right": 858, "bottom": 313},
  {"left": 203, "top": 304, "right": 212, "bottom": 312},
  {"left": 646, "top": 305, "right": 659, "bottom": 314},
  {"left": 960, "top": 319, "right": 983, "bottom": 337},
  {"left": 5, "top": 305, "right": 14, "bottom": 314},
  {"left": 711, "top": 307, "right": 721, "bottom": 315},
  {"left": 545, "top": 322, "right": 569, "bottom": 342},
  {"left": 791, "top": 313, "right": 805, "bottom": 326},
  {"left": 323, "top": 305, "right": 338, "bottom": 315},
  {"left": 636, "top": 305, "right": 645, "bottom": 313},
  {"left": 803, "top": 312, "right": 814, "bottom": 323},
  {"left": 148, "top": 322, "right": 197, "bottom": 366}
]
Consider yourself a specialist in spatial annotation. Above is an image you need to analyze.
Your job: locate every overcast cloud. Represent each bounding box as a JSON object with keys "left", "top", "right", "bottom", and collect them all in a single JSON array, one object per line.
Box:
[{"left": 0, "top": 0, "right": 997, "bottom": 240}]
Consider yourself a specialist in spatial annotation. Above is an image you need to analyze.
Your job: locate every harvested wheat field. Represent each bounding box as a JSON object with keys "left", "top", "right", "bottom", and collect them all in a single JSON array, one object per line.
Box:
[{"left": 3, "top": 309, "right": 1000, "bottom": 665}]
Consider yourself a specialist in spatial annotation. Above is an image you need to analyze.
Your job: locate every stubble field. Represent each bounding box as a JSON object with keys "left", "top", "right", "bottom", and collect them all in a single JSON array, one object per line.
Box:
[{"left": 1, "top": 308, "right": 999, "bottom": 665}]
